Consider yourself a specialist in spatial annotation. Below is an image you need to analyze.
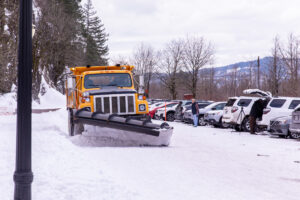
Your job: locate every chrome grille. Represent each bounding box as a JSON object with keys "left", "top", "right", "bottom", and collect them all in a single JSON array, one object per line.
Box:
[{"left": 94, "top": 94, "right": 136, "bottom": 115}]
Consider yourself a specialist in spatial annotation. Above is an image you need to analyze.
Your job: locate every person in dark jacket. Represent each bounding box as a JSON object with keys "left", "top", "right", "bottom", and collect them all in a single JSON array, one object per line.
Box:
[
  {"left": 249, "top": 98, "right": 266, "bottom": 134},
  {"left": 175, "top": 101, "right": 183, "bottom": 121},
  {"left": 191, "top": 99, "right": 199, "bottom": 127}
]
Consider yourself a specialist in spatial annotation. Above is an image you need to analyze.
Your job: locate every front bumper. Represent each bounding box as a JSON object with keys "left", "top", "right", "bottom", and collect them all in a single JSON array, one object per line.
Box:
[
  {"left": 269, "top": 123, "right": 289, "bottom": 136},
  {"left": 290, "top": 123, "right": 300, "bottom": 133},
  {"left": 204, "top": 117, "right": 218, "bottom": 125}
]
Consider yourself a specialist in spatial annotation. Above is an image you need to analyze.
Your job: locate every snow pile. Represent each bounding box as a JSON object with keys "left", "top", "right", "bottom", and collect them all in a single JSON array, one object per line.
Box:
[
  {"left": 32, "top": 77, "right": 65, "bottom": 109},
  {"left": 0, "top": 92, "right": 17, "bottom": 114},
  {"left": 243, "top": 89, "right": 272, "bottom": 97},
  {"left": 0, "top": 77, "right": 65, "bottom": 112}
]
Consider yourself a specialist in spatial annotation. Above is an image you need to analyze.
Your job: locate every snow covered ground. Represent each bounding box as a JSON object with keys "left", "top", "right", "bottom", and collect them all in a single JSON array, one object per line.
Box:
[{"left": 1, "top": 90, "right": 300, "bottom": 199}]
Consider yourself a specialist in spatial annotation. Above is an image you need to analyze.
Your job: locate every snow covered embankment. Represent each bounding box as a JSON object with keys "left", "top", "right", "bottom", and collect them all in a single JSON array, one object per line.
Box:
[{"left": 1, "top": 84, "right": 300, "bottom": 200}]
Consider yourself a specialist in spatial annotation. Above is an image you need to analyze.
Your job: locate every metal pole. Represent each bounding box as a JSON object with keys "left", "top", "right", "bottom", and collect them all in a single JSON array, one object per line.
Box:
[
  {"left": 257, "top": 56, "right": 260, "bottom": 89},
  {"left": 14, "top": 0, "right": 33, "bottom": 199}
]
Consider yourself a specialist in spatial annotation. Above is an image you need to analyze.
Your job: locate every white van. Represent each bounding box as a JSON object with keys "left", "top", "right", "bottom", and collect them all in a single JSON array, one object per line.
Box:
[{"left": 257, "top": 97, "right": 300, "bottom": 130}]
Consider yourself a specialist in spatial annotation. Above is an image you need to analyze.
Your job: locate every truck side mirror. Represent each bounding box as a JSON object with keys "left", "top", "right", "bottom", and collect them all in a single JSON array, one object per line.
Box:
[
  {"left": 67, "top": 77, "right": 74, "bottom": 89},
  {"left": 138, "top": 75, "right": 145, "bottom": 94}
]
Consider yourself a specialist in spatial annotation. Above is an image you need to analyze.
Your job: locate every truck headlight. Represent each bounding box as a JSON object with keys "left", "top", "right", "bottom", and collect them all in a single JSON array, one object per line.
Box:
[
  {"left": 139, "top": 104, "right": 146, "bottom": 111},
  {"left": 82, "top": 92, "right": 90, "bottom": 98}
]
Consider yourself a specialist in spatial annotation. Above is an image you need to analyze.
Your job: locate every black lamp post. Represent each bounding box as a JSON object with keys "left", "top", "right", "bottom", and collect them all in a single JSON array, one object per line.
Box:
[{"left": 13, "top": 0, "right": 33, "bottom": 199}]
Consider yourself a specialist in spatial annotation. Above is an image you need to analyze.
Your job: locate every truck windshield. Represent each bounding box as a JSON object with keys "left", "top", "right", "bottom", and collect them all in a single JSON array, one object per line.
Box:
[{"left": 84, "top": 73, "right": 132, "bottom": 89}]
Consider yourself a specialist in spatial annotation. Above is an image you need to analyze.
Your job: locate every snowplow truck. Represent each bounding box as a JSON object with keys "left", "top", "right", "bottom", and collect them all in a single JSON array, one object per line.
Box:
[{"left": 65, "top": 65, "right": 173, "bottom": 146}]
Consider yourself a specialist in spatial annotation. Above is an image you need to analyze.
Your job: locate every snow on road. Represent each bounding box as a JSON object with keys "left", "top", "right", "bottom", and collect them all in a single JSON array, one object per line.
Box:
[{"left": 1, "top": 110, "right": 300, "bottom": 199}]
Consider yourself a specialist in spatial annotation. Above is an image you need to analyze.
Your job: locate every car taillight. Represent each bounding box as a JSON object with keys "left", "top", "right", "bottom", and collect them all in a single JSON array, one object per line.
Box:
[
  {"left": 263, "top": 108, "right": 271, "bottom": 114},
  {"left": 231, "top": 106, "right": 238, "bottom": 113}
]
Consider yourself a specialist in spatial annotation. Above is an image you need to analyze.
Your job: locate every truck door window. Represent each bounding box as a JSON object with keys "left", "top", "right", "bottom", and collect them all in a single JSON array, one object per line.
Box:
[
  {"left": 269, "top": 99, "right": 286, "bottom": 108},
  {"left": 289, "top": 100, "right": 300, "bottom": 109}
]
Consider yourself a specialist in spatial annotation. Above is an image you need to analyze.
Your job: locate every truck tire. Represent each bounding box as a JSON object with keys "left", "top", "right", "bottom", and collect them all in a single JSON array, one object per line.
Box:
[{"left": 166, "top": 112, "right": 175, "bottom": 121}]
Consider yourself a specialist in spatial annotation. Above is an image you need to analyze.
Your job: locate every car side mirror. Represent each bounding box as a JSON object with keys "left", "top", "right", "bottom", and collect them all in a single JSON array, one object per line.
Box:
[{"left": 211, "top": 107, "right": 216, "bottom": 110}]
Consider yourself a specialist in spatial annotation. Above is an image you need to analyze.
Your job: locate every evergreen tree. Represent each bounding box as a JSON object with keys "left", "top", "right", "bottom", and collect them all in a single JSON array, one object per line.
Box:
[{"left": 83, "top": 0, "right": 108, "bottom": 65}]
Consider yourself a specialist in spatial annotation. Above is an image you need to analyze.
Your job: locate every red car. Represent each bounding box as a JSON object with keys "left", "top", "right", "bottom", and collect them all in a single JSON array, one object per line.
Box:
[{"left": 148, "top": 102, "right": 178, "bottom": 119}]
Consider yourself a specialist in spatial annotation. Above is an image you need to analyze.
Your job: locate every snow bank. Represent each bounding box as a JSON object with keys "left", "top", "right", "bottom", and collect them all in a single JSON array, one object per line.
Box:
[
  {"left": 0, "top": 77, "right": 65, "bottom": 112},
  {"left": 32, "top": 77, "right": 65, "bottom": 109}
]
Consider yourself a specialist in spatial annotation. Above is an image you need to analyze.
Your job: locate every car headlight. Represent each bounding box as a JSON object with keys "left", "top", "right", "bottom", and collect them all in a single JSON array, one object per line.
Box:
[
  {"left": 139, "top": 104, "right": 146, "bottom": 111},
  {"left": 278, "top": 120, "right": 288, "bottom": 125}
]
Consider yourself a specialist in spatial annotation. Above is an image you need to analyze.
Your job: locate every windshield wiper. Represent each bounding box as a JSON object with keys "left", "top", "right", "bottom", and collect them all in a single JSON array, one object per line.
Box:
[{"left": 105, "top": 84, "right": 118, "bottom": 87}]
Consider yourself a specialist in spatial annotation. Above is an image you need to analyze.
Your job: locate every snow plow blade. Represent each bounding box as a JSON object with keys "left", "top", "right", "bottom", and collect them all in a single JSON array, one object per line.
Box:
[{"left": 71, "top": 109, "right": 174, "bottom": 146}]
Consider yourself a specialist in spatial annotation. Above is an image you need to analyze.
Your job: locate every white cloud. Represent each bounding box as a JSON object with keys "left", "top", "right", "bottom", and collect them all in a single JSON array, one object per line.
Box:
[{"left": 91, "top": 0, "right": 300, "bottom": 66}]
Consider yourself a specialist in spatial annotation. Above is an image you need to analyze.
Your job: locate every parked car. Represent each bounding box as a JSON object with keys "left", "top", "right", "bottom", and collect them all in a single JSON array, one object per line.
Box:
[
  {"left": 154, "top": 102, "right": 178, "bottom": 121},
  {"left": 289, "top": 105, "right": 300, "bottom": 139},
  {"left": 269, "top": 116, "right": 292, "bottom": 138},
  {"left": 204, "top": 102, "right": 228, "bottom": 128},
  {"left": 257, "top": 97, "right": 300, "bottom": 131},
  {"left": 184, "top": 102, "right": 226, "bottom": 126},
  {"left": 221, "top": 89, "right": 272, "bottom": 132},
  {"left": 183, "top": 103, "right": 212, "bottom": 123},
  {"left": 148, "top": 102, "right": 177, "bottom": 119}
]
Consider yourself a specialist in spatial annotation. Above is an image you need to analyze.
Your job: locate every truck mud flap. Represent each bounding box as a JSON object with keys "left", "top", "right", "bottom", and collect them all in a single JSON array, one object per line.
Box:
[{"left": 72, "top": 109, "right": 173, "bottom": 137}]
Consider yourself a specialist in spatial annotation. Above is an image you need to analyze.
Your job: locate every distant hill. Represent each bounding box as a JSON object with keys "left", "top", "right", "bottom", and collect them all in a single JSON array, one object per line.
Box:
[{"left": 212, "top": 57, "right": 272, "bottom": 77}]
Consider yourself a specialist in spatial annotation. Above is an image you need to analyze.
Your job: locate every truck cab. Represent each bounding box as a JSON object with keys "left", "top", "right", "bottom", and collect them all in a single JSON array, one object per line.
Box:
[{"left": 66, "top": 65, "right": 149, "bottom": 116}]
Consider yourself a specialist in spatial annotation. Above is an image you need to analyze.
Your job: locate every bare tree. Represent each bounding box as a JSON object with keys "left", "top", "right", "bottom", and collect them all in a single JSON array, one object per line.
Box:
[
  {"left": 132, "top": 43, "right": 157, "bottom": 97},
  {"left": 157, "top": 39, "right": 185, "bottom": 100},
  {"left": 267, "top": 36, "right": 285, "bottom": 96},
  {"left": 183, "top": 36, "right": 214, "bottom": 98},
  {"left": 280, "top": 33, "right": 300, "bottom": 96}
]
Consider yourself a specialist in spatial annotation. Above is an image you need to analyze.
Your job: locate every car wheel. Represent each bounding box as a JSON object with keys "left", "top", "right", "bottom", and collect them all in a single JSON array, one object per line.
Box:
[
  {"left": 234, "top": 125, "right": 241, "bottom": 131},
  {"left": 242, "top": 117, "right": 251, "bottom": 132},
  {"left": 166, "top": 112, "right": 175, "bottom": 121},
  {"left": 290, "top": 131, "right": 300, "bottom": 139},
  {"left": 198, "top": 116, "right": 206, "bottom": 126},
  {"left": 278, "top": 135, "right": 288, "bottom": 139}
]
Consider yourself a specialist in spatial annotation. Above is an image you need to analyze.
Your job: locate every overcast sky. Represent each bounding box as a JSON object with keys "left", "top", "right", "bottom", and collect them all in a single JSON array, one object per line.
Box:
[{"left": 90, "top": 0, "right": 300, "bottom": 66}]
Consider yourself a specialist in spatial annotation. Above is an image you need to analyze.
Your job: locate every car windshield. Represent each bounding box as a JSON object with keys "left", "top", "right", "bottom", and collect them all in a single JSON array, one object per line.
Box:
[
  {"left": 84, "top": 73, "right": 132, "bottom": 89},
  {"left": 269, "top": 99, "right": 286, "bottom": 108},
  {"left": 289, "top": 100, "right": 300, "bottom": 109}
]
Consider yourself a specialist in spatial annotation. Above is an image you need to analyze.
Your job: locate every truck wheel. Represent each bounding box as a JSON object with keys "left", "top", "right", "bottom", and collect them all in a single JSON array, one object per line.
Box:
[
  {"left": 290, "top": 132, "right": 300, "bottom": 139},
  {"left": 242, "top": 117, "right": 251, "bottom": 132},
  {"left": 68, "top": 109, "right": 75, "bottom": 136},
  {"left": 166, "top": 112, "right": 175, "bottom": 121}
]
